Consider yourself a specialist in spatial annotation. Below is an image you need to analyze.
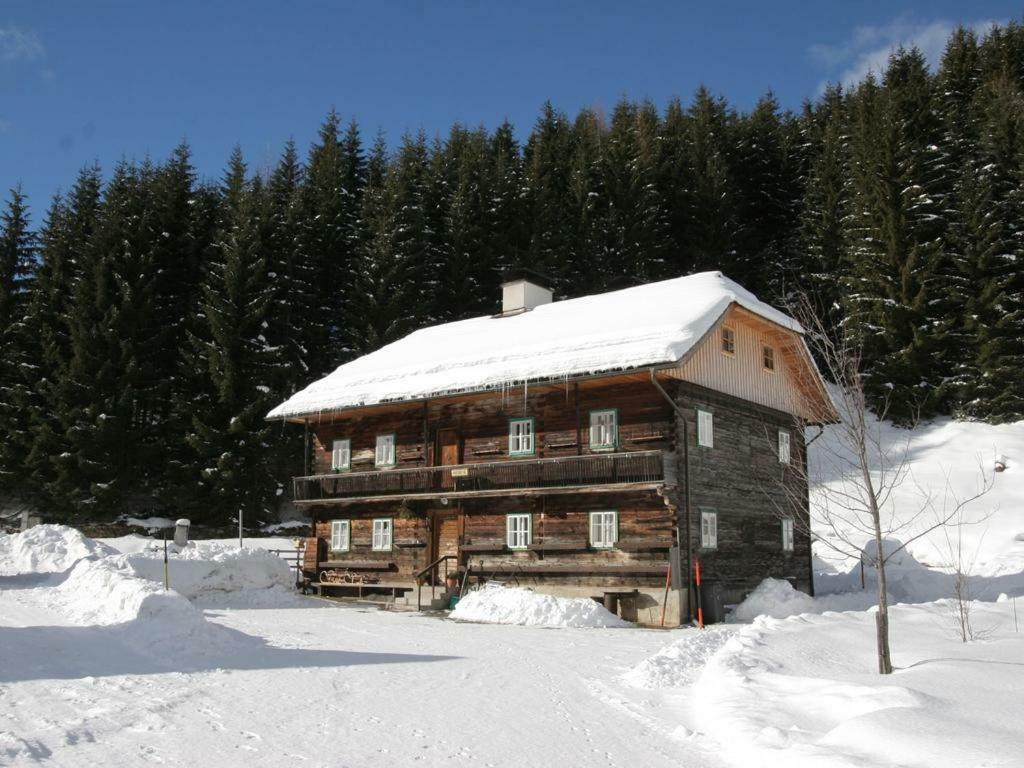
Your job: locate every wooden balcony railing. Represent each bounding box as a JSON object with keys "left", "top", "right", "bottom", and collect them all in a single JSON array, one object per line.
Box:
[{"left": 293, "top": 450, "right": 673, "bottom": 504}]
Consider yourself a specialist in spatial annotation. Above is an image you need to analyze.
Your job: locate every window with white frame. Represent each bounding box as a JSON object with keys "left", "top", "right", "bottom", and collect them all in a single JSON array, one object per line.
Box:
[
  {"left": 782, "top": 518, "right": 794, "bottom": 552},
  {"left": 372, "top": 518, "right": 392, "bottom": 550},
  {"left": 506, "top": 513, "right": 532, "bottom": 549},
  {"left": 721, "top": 326, "right": 736, "bottom": 355},
  {"left": 778, "top": 430, "right": 791, "bottom": 464},
  {"left": 330, "top": 519, "right": 350, "bottom": 552},
  {"left": 763, "top": 345, "right": 776, "bottom": 372},
  {"left": 375, "top": 434, "right": 396, "bottom": 467},
  {"left": 697, "top": 409, "right": 714, "bottom": 448},
  {"left": 589, "top": 510, "right": 618, "bottom": 549},
  {"left": 700, "top": 509, "right": 718, "bottom": 549},
  {"left": 589, "top": 409, "right": 618, "bottom": 450},
  {"left": 508, "top": 417, "right": 535, "bottom": 455},
  {"left": 331, "top": 439, "right": 351, "bottom": 471}
]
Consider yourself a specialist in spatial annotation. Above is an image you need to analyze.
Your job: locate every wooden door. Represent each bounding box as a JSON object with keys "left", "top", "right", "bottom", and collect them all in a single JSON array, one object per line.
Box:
[
  {"left": 437, "top": 428, "right": 460, "bottom": 489},
  {"left": 437, "top": 428, "right": 460, "bottom": 466},
  {"left": 430, "top": 512, "right": 460, "bottom": 583}
]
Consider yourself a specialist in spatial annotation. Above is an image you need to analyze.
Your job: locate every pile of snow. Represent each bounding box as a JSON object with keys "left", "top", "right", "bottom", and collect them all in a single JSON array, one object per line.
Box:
[
  {"left": 269, "top": 271, "right": 802, "bottom": 418},
  {"left": 450, "top": 583, "right": 631, "bottom": 628},
  {"left": 42, "top": 554, "right": 239, "bottom": 655},
  {"left": 623, "top": 625, "right": 735, "bottom": 689},
  {"left": 0, "top": 524, "right": 115, "bottom": 575},
  {"left": 124, "top": 540, "right": 292, "bottom": 597},
  {"left": 730, "top": 578, "right": 876, "bottom": 622}
]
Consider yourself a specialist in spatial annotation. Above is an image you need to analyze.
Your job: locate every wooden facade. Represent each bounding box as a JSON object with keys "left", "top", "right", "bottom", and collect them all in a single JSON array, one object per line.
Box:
[{"left": 282, "top": 304, "right": 829, "bottom": 625}]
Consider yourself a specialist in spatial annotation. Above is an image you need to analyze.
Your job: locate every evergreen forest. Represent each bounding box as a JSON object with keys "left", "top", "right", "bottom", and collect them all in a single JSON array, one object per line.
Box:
[{"left": 1, "top": 24, "right": 1022, "bottom": 523}]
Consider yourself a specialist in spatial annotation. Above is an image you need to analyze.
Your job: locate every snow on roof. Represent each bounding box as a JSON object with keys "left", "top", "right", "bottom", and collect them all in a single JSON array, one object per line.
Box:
[{"left": 267, "top": 271, "right": 802, "bottom": 420}]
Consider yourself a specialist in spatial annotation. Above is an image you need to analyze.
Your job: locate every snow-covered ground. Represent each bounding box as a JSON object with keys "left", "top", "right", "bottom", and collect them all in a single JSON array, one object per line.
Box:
[
  {"left": 811, "top": 415, "right": 1024, "bottom": 577},
  {"left": 0, "top": 527, "right": 724, "bottom": 767},
  {"left": 2, "top": 416, "right": 1024, "bottom": 767}
]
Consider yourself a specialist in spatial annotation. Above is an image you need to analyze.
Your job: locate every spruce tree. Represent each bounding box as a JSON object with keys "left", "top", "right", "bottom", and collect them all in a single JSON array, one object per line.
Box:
[
  {"left": 487, "top": 120, "right": 529, "bottom": 278},
  {"left": 184, "top": 149, "right": 280, "bottom": 523},
  {"left": 842, "top": 50, "right": 952, "bottom": 420},
  {"left": 793, "top": 86, "right": 849, "bottom": 336},
  {"left": 731, "top": 93, "right": 801, "bottom": 298},
  {"left": 680, "top": 88, "right": 737, "bottom": 276},
  {"left": 602, "top": 99, "right": 672, "bottom": 284},
  {"left": 0, "top": 186, "right": 38, "bottom": 496},
  {"left": 524, "top": 102, "right": 576, "bottom": 293},
  {"left": 358, "top": 132, "right": 433, "bottom": 349}
]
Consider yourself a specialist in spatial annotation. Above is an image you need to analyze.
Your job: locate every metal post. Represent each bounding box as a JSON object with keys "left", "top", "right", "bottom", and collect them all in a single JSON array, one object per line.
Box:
[{"left": 238, "top": 508, "right": 244, "bottom": 549}]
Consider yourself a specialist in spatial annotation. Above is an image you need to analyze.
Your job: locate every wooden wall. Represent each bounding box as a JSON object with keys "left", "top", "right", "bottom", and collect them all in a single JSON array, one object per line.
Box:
[
  {"left": 307, "top": 491, "right": 675, "bottom": 586},
  {"left": 308, "top": 375, "right": 675, "bottom": 475},
  {"left": 671, "top": 380, "right": 812, "bottom": 603},
  {"left": 674, "top": 306, "right": 802, "bottom": 417}
]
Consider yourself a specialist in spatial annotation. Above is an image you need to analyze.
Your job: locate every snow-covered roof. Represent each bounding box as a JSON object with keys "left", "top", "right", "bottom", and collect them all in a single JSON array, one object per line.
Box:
[{"left": 267, "top": 271, "right": 803, "bottom": 420}]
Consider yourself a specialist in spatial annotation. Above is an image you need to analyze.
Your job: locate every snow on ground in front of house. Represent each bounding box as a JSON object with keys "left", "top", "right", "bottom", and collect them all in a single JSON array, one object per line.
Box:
[
  {"left": 120, "top": 540, "right": 293, "bottom": 598},
  {"left": 0, "top": 528, "right": 725, "bottom": 768},
  {"left": 449, "top": 582, "right": 632, "bottom": 628}
]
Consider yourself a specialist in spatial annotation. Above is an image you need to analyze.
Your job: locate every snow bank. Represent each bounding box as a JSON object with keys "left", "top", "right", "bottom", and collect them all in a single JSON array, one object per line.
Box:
[
  {"left": 730, "top": 578, "right": 876, "bottom": 622},
  {"left": 124, "top": 540, "right": 292, "bottom": 597},
  {"left": 693, "top": 602, "right": 1024, "bottom": 768},
  {"left": 623, "top": 625, "right": 735, "bottom": 689},
  {"left": 0, "top": 524, "right": 115, "bottom": 575},
  {"left": 269, "top": 271, "right": 802, "bottom": 418},
  {"left": 450, "top": 583, "right": 631, "bottom": 628},
  {"left": 49, "top": 555, "right": 240, "bottom": 656}
]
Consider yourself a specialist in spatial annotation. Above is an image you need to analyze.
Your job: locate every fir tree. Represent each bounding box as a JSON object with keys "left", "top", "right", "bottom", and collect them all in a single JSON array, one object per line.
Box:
[
  {"left": 524, "top": 102, "right": 576, "bottom": 293},
  {"left": 0, "top": 186, "right": 38, "bottom": 495},
  {"left": 602, "top": 99, "right": 672, "bottom": 284},
  {"left": 184, "top": 149, "right": 280, "bottom": 522}
]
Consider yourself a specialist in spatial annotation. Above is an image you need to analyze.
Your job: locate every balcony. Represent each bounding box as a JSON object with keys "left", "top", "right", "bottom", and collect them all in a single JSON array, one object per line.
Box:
[{"left": 293, "top": 450, "right": 675, "bottom": 505}]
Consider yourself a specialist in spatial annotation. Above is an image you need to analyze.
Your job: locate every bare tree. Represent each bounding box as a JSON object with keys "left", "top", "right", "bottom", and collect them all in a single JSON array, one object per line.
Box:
[
  {"left": 926, "top": 466, "right": 994, "bottom": 642},
  {"left": 766, "top": 293, "right": 993, "bottom": 674}
]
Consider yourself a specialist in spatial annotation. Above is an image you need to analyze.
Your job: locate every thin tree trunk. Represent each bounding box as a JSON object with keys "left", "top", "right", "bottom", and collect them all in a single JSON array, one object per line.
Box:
[{"left": 873, "top": 526, "right": 893, "bottom": 674}]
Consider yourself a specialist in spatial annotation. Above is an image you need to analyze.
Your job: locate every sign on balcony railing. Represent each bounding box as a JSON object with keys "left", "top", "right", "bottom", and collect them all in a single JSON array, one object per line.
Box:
[{"left": 293, "top": 450, "right": 668, "bottom": 502}]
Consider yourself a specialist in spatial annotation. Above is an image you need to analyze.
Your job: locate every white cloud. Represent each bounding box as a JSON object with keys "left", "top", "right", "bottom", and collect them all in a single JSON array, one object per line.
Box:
[
  {"left": 809, "top": 16, "right": 1004, "bottom": 91},
  {"left": 0, "top": 26, "right": 45, "bottom": 63}
]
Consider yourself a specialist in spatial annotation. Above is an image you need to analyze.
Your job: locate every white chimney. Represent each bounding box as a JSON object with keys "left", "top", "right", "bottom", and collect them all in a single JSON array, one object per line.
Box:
[{"left": 500, "top": 275, "right": 553, "bottom": 316}]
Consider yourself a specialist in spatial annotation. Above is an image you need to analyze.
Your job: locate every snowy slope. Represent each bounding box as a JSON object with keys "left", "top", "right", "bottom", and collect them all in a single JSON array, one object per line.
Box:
[
  {"left": 809, "top": 416, "right": 1024, "bottom": 578},
  {"left": 692, "top": 602, "right": 1024, "bottom": 768},
  {"left": 268, "top": 271, "right": 801, "bottom": 419}
]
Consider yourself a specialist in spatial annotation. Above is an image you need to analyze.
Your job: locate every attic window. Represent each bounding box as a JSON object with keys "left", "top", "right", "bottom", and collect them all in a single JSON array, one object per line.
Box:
[
  {"left": 763, "top": 345, "right": 776, "bottom": 372},
  {"left": 721, "top": 326, "right": 736, "bottom": 356}
]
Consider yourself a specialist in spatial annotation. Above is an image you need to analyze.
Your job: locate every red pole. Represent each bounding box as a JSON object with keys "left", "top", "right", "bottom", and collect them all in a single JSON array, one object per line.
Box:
[{"left": 694, "top": 557, "right": 704, "bottom": 629}]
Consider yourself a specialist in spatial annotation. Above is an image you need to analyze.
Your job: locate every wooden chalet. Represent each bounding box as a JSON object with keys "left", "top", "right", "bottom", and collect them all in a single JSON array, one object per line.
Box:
[{"left": 267, "top": 271, "right": 835, "bottom": 625}]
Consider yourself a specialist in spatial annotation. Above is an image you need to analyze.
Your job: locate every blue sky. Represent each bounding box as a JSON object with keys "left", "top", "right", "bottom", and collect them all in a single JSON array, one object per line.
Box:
[{"left": 0, "top": 1, "right": 1017, "bottom": 220}]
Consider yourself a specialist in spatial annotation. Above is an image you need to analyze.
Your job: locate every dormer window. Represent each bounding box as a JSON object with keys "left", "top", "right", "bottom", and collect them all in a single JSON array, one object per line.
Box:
[
  {"left": 721, "top": 326, "right": 736, "bottom": 356},
  {"left": 763, "top": 345, "right": 776, "bottom": 372}
]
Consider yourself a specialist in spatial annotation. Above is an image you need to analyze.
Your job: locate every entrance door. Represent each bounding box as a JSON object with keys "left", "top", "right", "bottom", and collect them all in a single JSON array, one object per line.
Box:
[
  {"left": 430, "top": 512, "right": 460, "bottom": 584},
  {"left": 437, "top": 428, "right": 460, "bottom": 489}
]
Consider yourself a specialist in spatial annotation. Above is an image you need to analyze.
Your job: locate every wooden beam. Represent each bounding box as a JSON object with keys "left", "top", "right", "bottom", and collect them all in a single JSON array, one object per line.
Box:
[{"left": 294, "top": 481, "right": 665, "bottom": 507}]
